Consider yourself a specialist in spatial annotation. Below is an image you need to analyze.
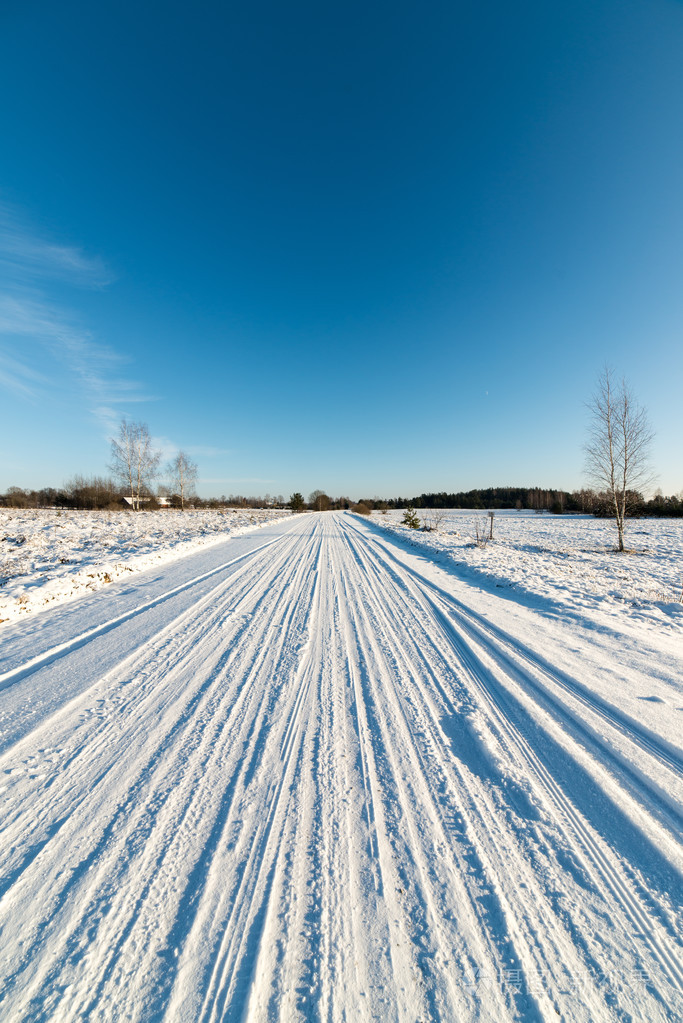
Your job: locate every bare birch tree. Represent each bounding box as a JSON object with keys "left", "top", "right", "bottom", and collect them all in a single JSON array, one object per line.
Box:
[
  {"left": 167, "top": 450, "right": 198, "bottom": 510},
  {"left": 109, "top": 419, "right": 161, "bottom": 510},
  {"left": 584, "top": 368, "right": 654, "bottom": 551}
]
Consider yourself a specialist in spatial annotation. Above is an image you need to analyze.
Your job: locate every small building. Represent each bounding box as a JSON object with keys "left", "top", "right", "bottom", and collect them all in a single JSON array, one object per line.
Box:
[{"left": 121, "top": 496, "right": 152, "bottom": 510}]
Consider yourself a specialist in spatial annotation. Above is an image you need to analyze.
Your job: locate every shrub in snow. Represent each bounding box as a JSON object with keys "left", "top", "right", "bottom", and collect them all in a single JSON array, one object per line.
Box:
[
  {"left": 473, "top": 516, "right": 491, "bottom": 547},
  {"left": 402, "top": 507, "right": 420, "bottom": 529}
]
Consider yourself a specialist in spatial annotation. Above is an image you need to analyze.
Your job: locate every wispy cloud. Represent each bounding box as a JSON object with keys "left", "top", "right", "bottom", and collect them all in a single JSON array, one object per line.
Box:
[
  {"left": 147, "top": 439, "right": 235, "bottom": 466},
  {"left": 0, "top": 349, "right": 48, "bottom": 400},
  {"left": 0, "top": 201, "right": 111, "bottom": 288},
  {"left": 149, "top": 435, "right": 180, "bottom": 464},
  {"left": 0, "top": 200, "right": 149, "bottom": 431}
]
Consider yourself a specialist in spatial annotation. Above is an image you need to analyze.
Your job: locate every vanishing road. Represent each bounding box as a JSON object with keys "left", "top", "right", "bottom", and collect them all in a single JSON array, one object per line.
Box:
[{"left": 0, "top": 513, "right": 681, "bottom": 1022}]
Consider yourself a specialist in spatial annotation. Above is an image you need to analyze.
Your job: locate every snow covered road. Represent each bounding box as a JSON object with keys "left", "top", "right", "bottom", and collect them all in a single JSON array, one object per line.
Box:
[{"left": 0, "top": 512, "right": 681, "bottom": 1022}]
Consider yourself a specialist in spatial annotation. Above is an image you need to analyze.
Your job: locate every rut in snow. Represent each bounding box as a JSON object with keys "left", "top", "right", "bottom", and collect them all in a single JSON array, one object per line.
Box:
[{"left": 0, "top": 512, "right": 681, "bottom": 1022}]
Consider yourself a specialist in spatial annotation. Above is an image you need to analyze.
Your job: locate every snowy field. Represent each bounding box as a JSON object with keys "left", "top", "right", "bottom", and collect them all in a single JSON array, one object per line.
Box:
[
  {"left": 0, "top": 511, "right": 681, "bottom": 1021},
  {"left": 0, "top": 507, "right": 290, "bottom": 625},
  {"left": 370, "top": 509, "right": 683, "bottom": 628}
]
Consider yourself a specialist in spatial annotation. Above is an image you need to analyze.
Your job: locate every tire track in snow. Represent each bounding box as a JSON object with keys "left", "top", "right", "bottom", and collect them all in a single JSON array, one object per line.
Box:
[
  {"left": 341, "top": 515, "right": 683, "bottom": 1008},
  {"left": 1, "top": 512, "right": 681, "bottom": 1022},
  {"left": 334, "top": 550, "right": 442, "bottom": 1022},
  {"left": 445, "top": 622, "right": 683, "bottom": 995},
  {"left": 342, "top": 515, "right": 683, "bottom": 844},
  {"left": 355, "top": 519, "right": 683, "bottom": 789},
  {"left": 338, "top": 520, "right": 587, "bottom": 1020},
  {"left": 198, "top": 540, "right": 324, "bottom": 1022},
  {"left": 164, "top": 522, "right": 329, "bottom": 1023},
  {"left": 0, "top": 535, "right": 283, "bottom": 693},
  {"left": 341, "top": 519, "right": 627, "bottom": 1019},
  {"left": 84, "top": 524, "right": 326, "bottom": 1022},
  {"left": 0, "top": 523, "right": 320, "bottom": 1021},
  {"left": 0, "top": 526, "right": 307, "bottom": 755},
  {"left": 245, "top": 524, "right": 411, "bottom": 1021},
  {"left": 244, "top": 529, "right": 342, "bottom": 1022},
  {"left": 0, "top": 527, "right": 305, "bottom": 894},
  {"left": 81, "top": 535, "right": 319, "bottom": 1021}
]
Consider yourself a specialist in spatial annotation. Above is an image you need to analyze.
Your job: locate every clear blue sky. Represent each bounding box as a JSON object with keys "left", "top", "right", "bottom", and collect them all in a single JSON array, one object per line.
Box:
[{"left": 1, "top": 0, "right": 681, "bottom": 499}]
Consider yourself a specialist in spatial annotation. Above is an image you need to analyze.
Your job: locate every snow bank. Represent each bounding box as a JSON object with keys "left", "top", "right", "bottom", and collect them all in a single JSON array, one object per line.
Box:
[
  {"left": 0, "top": 508, "right": 291, "bottom": 624},
  {"left": 369, "top": 510, "right": 683, "bottom": 630}
]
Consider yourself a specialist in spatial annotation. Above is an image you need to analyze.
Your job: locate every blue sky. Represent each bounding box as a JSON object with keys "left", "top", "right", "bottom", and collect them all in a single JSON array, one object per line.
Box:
[{"left": 1, "top": 0, "right": 682, "bottom": 499}]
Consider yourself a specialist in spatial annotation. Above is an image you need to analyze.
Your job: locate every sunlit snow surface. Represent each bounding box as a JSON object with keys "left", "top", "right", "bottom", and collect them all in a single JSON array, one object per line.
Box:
[
  {"left": 371, "top": 509, "right": 683, "bottom": 628},
  {"left": 0, "top": 508, "right": 290, "bottom": 623},
  {"left": 0, "top": 511, "right": 681, "bottom": 1022}
]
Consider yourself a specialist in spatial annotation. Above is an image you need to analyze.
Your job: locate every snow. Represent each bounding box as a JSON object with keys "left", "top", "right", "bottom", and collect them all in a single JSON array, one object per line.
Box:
[
  {"left": 0, "top": 507, "right": 291, "bottom": 625},
  {"left": 370, "top": 509, "right": 683, "bottom": 627},
  {"left": 0, "top": 511, "right": 681, "bottom": 1021},
  {"left": 365, "top": 510, "right": 683, "bottom": 754}
]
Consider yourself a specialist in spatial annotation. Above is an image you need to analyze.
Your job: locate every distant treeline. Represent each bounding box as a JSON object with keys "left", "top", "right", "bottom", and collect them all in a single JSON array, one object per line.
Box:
[
  {"left": 1, "top": 481, "right": 681, "bottom": 517},
  {"left": 356, "top": 487, "right": 683, "bottom": 517},
  {"left": 0, "top": 478, "right": 288, "bottom": 511}
]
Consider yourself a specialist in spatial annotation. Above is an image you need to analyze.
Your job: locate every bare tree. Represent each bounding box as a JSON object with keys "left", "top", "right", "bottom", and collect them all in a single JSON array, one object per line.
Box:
[
  {"left": 109, "top": 418, "right": 161, "bottom": 510},
  {"left": 584, "top": 368, "right": 655, "bottom": 551},
  {"left": 167, "top": 450, "right": 198, "bottom": 510},
  {"left": 309, "top": 489, "right": 331, "bottom": 512},
  {"left": 473, "top": 515, "right": 490, "bottom": 547}
]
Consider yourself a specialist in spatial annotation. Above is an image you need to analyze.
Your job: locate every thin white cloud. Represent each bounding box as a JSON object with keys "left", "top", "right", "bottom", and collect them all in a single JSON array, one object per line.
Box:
[
  {"left": 147, "top": 440, "right": 234, "bottom": 466},
  {"left": 150, "top": 435, "right": 181, "bottom": 463},
  {"left": 0, "top": 350, "right": 47, "bottom": 400},
  {"left": 0, "top": 200, "right": 150, "bottom": 429},
  {"left": 0, "top": 202, "right": 218, "bottom": 470},
  {"left": 0, "top": 201, "right": 111, "bottom": 287}
]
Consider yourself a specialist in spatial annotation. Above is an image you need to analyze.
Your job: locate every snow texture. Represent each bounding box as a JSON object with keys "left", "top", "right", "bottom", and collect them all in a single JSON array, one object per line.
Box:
[
  {"left": 373, "top": 509, "right": 683, "bottom": 628},
  {"left": 0, "top": 511, "right": 681, "bottom": 1021},
  {"left": 0, "top": 508, "right": 290, "bottom": 624}
]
